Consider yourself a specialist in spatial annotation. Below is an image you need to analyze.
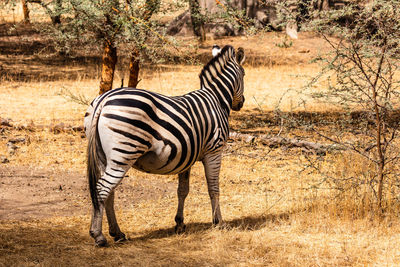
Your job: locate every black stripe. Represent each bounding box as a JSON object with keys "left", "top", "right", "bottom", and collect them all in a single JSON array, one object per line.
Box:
[
  {"left": 113, "top": 147, "right": 144, "bottom": 155},
  {"left": 111, "top": 168, "right": 124, "bottom": 172},
  {"left": 99, "top": 177, "right": 116, "bottom": 185},
  {"left": 119, "top": 141, "right": 137, "bottom": 148},
  {"left": 112, "top": 159, "right": 128, "bottom": 166},
  {"left": 108, "top": 126, "right": 152, "bottom": 148},
  {"left": 105, "top": 171, "right": 122, "bottom": 179},
  {"left": 97, "top": 182, "right": 112, "bottom": 191}
]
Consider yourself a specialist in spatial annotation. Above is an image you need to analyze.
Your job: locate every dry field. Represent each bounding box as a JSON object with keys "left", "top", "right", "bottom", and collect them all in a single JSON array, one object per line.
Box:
[{"left": 1, "top": 7, "right": 400, "bottom": 267}]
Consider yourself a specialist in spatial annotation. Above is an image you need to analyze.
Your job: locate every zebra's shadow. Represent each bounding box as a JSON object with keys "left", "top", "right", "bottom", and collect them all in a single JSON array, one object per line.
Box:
[{"left": 129, "top": 212, "right": 290, "bottom": 242}]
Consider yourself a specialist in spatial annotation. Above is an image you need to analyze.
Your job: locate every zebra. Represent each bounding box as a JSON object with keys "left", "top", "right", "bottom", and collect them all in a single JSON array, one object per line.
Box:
[{"left": 84, "top": 45, "right": 245, "bottom": 246}]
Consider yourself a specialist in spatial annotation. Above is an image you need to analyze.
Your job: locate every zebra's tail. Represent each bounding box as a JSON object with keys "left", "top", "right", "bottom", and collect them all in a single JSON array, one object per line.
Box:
[{"left": 86, "top": 104, "right": 106, "bottom": 211}]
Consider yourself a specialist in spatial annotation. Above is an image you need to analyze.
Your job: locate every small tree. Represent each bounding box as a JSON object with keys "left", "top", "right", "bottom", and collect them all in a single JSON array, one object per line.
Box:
[
  {"left": 44, "top": 0, "right": 169, "bottom": 94},
  {"left": 298, "top": 0, "right": 400, "bottom": 214},
  {"left": 58, "top": 0, "right": 121, "bottom": 94}
]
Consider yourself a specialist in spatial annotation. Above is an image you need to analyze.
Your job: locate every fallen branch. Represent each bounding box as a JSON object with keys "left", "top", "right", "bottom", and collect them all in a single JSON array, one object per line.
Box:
[
  {"left": 0, "top": 118, "right": 84, "bottom": 134},
  {"left": 229, "top": 131, "right": 346, "bottom": 155}
]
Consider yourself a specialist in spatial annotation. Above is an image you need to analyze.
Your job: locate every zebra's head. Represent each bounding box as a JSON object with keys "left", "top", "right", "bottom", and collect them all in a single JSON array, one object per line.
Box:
[
  {"left": 203, "top": 45, "right": 246, "bottom": 112},
  {"left": 231, "top": 47, "right": 245, "bottom": 111}
]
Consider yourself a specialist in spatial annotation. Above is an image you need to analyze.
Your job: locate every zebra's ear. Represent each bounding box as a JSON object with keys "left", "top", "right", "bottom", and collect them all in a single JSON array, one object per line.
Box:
[
  {"left": 236, "top": 47, "right": 245, "bottom": 65},
  {"left": 212, "top": 45, "right": 221, "bottom": 57}
]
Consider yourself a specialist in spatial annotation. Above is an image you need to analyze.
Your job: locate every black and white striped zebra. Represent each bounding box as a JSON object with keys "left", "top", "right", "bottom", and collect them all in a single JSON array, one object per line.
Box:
[{"left": 84, "top": 45, "right": 245, "bottom": 246}]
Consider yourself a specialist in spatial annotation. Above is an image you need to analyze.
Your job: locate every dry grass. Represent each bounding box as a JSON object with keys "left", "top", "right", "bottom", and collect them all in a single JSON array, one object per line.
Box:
[{"left": 1, "top": 8, "right": 400, "bottom": 266}]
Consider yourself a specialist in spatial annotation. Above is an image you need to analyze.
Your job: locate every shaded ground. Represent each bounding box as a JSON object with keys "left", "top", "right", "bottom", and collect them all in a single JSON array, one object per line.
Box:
[
  {"left": 0, "top": 166, "right": 175, "bottom": 221},
  {"left": 231, "top": 109, "right": 400, "bottom": 135}
]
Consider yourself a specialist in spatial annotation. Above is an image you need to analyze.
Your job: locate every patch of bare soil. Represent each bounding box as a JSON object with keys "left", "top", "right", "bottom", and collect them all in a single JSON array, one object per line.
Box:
[{"left": 0, "top": 166, "right": 175, "bottom": 221}]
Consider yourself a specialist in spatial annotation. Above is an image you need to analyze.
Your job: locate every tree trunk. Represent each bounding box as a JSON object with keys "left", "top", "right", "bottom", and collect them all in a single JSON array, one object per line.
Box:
[
  {"left": 99, "top": 40, "right": 118, "bottom": 95},
  {"left": 128, "top": 48, "right": 140, "bottom": 88},
  {"left": 51, "top": 15, "right": 61, "bottom": 24},
  {"left": 51, "top": 0, "right": 62, "bottom": 24},
  {"left": 316, "top": 0, "right": 330, "bottom": 11},
  {"left": 198, "top": 23, "right": 206, "bottom": 42},
  {"left": 189, "top": 0, "right": 206, "bottom": 42},
  {"left": 125, "top": 0, "right": 159, "bottom": 88},
  {"left": 22, "top": 0, "right": 30, "bottom": 24}
]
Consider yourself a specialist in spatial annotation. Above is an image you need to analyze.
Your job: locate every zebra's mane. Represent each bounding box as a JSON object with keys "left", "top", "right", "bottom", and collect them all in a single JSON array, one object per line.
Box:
[{"left": 199, "top": 45, "right": 235, "bottom": 88}]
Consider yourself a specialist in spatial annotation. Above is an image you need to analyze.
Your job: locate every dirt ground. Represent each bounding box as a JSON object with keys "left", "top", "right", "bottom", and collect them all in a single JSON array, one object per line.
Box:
[{"left": 0, "top": 165, "right": 176, "bottom": 221}]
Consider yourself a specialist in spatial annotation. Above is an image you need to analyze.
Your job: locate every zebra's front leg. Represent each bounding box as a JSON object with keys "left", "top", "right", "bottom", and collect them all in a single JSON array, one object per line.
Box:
[
  {"left": 174, "top": 168, "right": 191, "bottom": 233},
  {"left": 202, "top": 153, "right": 223, "bottom": 225},
  {"left": 105, "top": 191, "right": 126, "bottom": 243}
]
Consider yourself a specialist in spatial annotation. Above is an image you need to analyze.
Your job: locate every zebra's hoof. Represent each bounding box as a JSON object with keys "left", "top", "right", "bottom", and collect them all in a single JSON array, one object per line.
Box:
[
  {"left": 114, "top": 233, "right": 127, "bottom": 243},
  {"left": 95, "top": 237, "right": 108, "bottom": 247},
  {"left": 174, "top": 223, "right": 186, "bottom": 234},
  {"left": 212, "top": 217, "right": 220, "bottom": 225}
]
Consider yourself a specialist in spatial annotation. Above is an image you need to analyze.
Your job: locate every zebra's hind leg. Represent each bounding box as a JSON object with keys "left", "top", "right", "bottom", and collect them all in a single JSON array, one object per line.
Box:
[
  {"left": 90, "top": 201, "right": 107, "bottom": 247},
  {"left": 105, "top": 191, "right": 127, "bottom": 243},
  {"left": 174, "top": 168, "right": 191, "bottom": 234},
  {"left": 90, "top": 166, "right": 129, "bottom": 246}
]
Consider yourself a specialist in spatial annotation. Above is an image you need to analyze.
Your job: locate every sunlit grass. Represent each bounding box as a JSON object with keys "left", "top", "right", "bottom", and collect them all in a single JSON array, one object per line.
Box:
[{"left": 0, "top": 63, "right": 330, "bottom": 125}]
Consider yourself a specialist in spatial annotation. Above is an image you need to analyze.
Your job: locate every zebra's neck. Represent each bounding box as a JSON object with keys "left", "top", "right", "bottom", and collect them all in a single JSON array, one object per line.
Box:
[
  {"left": 199, "top": 47, "right": 237, "bottom": 116},
  {"left": 181, "top": 88, "right": 229, "bottom": 124},
  {"left": 200, "top": 83, "right": 232, "bottom": 116}
]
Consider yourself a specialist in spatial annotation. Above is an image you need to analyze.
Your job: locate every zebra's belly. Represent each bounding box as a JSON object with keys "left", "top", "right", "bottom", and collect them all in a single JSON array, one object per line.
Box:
[{"left": 132, "top": 142, "right": 185, "bottom": 175}]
